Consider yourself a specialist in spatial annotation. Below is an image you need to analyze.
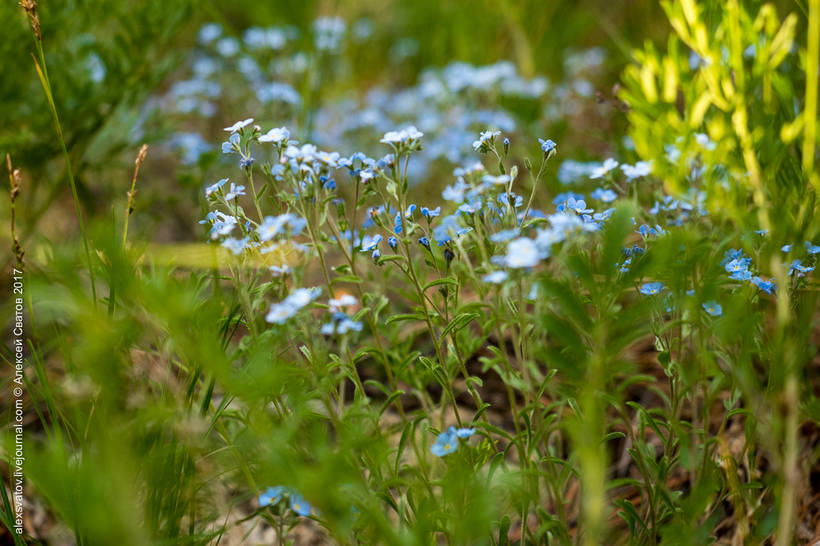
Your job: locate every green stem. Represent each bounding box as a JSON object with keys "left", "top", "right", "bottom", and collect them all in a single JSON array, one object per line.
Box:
[{"left": 32, "top": 41, "right": 97, "bottom": 305}]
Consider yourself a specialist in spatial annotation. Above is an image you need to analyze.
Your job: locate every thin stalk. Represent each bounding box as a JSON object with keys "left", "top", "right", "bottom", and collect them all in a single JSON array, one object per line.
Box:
[{"left": 29, "top": 35, "right": 97, "bottom": 304}]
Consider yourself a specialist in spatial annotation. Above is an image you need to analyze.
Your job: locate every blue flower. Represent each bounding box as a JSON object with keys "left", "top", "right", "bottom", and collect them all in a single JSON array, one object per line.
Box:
[
  {"left": 361, "top": 234, "right": 382, "bottom": 252},
  {"left": 388, "top": 236, "right": 397, "bottom": 249},
  {"left": 538, "top": 138, "right": 557, "bottom": 156},
  {"left": 483, "top": 271, "right": 509, "bottom": 284},
  {"left": 418, "top": 236, "right": 431, "bottom": 249},
  {"left": 590, "top": 188, "right": 617, "bottom": 203},
  {"left": 266, "top": 287, "right": 321, "bottom": 324},
  {"left": 259, "top": 486, "right": 286, "bottom": 507},
  {"left": 721, "top": 248, "right": 746, "bottom": 266},
  {"left": 205, "top": 178, "right": 229, "bottom": 197},
  {"left": 730, "top": 269, "right": 753, "bottom": 281},
  {"left": 489, "top": 229, "right": 519, "bottom": 243},
  {"left": 805, "top": 241, "right": 820, "bottom": 255},
  {"left": 482, "top": 174, "right": 511, "bottom": 186},
  {"left": 640, "top": 282, "right": 664, "bottom": 295},
  {"left": 751, "top": 276, "right": 776, "bottom": 294},
  {"left": 431, "top": 426, "right": 475, "bottom": 457},
  {"left": 421, "top": 206, "right": 441, "bottom": 219},
  {"left": 442, "top": 180, "right": 468, "bottom": 203},
  {"left": 224, "top": 183, "right": 246, "bottom": 201},
  {"left": 566, "top": 197, "right": 593, "bottom": 214},
  {"left": 321, "top": 312, "right": 363, "bottom": 335},
  {"left": 553, "top": 192, "right": 585, "bottom": 205},
  {"left": 473, "top": 130, "right": 501, "bottom": 152},
  {"left": 258, "top": 215, "right": 292, "bottom": 241},
  {"left": 221, "top": 133, "right": 240, "bottom": 154},
  {"left": 222, "top": 237, "right": 249, "bottom": 255},
  {"left": 724, "top": 257, "right": 752, "bottom": 275},
  {"left": 702, "top": 301, "right": 722, "bottom": 316},
  {"left": 504, "top": 238, "right": 541, "bottom": 268},
  {"left": 781, "top": 244, "right": 792, "bottom": 252},
  {"left": 788, "top": 259, "right": 815, "bottom": 276},
  {"left": 289, "top": 493, "right": 312, "bottom": 517}
]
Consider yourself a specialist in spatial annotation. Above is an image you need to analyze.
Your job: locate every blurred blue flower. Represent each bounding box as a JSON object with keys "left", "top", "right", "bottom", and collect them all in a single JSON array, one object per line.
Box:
[
  {"left": 421, "top": 206, "right": 441, "bottom": 218},
  {"left": 321, "top": 312, "right": 363, "bottom": 335},
  {"left": 361, "top": 234, "right": 382, "bottom": 252},
  {"left": 730, "top": 269, "right": 753, "bottom": 281},
  {"left": 489, "top": 229, "right": 519, "bottom": 243},
  {"left": 224, "top": 183, "right": 246, "bottom": 201},
  {"left": 221, "top": 237, "right": 249, "bottom": 255},
  {"left": 289, "top": 493, "right": 312, "bottom": 517},
  {"left": 431, "top": 426, "right": 475, "bottom": 457},
  {"left": 221, "top": 133, "right": 240, "bottom": 154},
  {"left": 266, "top": 287, "right": 321, "bottom": 324},
  {"left": 702, "top": 301, "right": 722, "bottom": 316},
  {"left": 590, "top": 158, "right": 618, "bottom": 179},
  {"left": 205, "top": 178, "right": 228, "bottom": 197},
  {"left": 640, "top": 282, "right": 664, "bottom": 295},
  {"left": 724, "top": 258, "right": 752, "bottom": 275},
  {"left": 504, "top": 238, "right": 541, "bottom": 268},
  {"left": 259, "top": 486, "right": 285, "bottom": 507},
  {"left": 538, "top": 138, "right": 557, "bottom": 155},
  {"left": 590, "top": 188, "right": 617, "bottom": 203},
  {"left": 483, "top": 271, "right": 509, "bottom": 284},
  {"left": 788, "top": 259, "right": 814, "bottom": 276},
  {"left": 621, "top": 160, "right": 652, "bottom": 181},
  {"left": 751, "top": 276, "right": 776, "bottom": 294}
]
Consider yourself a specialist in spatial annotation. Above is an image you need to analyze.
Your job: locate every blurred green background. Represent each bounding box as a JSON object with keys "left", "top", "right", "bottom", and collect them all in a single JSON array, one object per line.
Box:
[{"left": 0, "top": 0, "right": 674, "bottom": 252}]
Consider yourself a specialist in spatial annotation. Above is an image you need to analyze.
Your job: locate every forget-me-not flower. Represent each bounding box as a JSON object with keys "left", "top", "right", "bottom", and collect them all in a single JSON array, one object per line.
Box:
[
  {"left": 483, "top": 271, "right": 509, "bottom": 284},
  {"left": 702, "top": 301, "right": 723, "bottom": 316},
  {"left": 590, "top": 188, "right": 617, "bottom": 203},
  {"left": 224, "top": 118, "right": 254, "bottom": 133},
  {"left": 289, "top": 493, "right": 312, "bottom": 517},
  {"left": 431, "top": 426, "right": 476, "bottom": 457},
  {"left": 266, "top": 287, "right": 321, "bottom": 324},
  {"left": 621, "top": 161, "right": 652, "bottom": 181},
  {"left": 640, "top": 282, "right": 664, "bottom": 295},
  {"left": 504, "top": 238, "right": 541, "bottom": 268},
  {"left": 590, "top": 158, "right": 619, "bottom": 179},
  {"left": 259, "top": 486, "right": 286, "bottom": 507},
  {"left": 258, "top": 126, "right": 290, "bottom": 145}
]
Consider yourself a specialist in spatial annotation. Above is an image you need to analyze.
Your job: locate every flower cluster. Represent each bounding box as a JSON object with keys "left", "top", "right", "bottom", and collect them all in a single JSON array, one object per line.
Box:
[
  {"left": 258, "top": 486, "right": 313, "bottom": 517},
  {"left": 431, "top": 427, "right": 476, "bottom": 456}
]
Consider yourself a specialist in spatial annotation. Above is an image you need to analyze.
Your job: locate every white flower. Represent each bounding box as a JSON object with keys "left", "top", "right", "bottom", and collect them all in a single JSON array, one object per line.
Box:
[
  {"left": 621, "top": 160, "right": 652, "bottom": 181},
  {"left": 258, "top": 127, "right": 290, "bottom": 144},
  {"left": 224, "top": 118, "right": 254, "bottom": 133},
  {"left": 504, "top": 238, "right": 541, "bottom": 268},
  {"left": 483, "top": 271, "right": 509, "bottom": 284},
  {"left": 380, "top": 126, "right": 424, "bottom": 145},
  {"left": 590, "top": 158, "right": 619, "bottom": 179},
  {"left": 329, "top": 294, "right": 358, "bottom": 311}
]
